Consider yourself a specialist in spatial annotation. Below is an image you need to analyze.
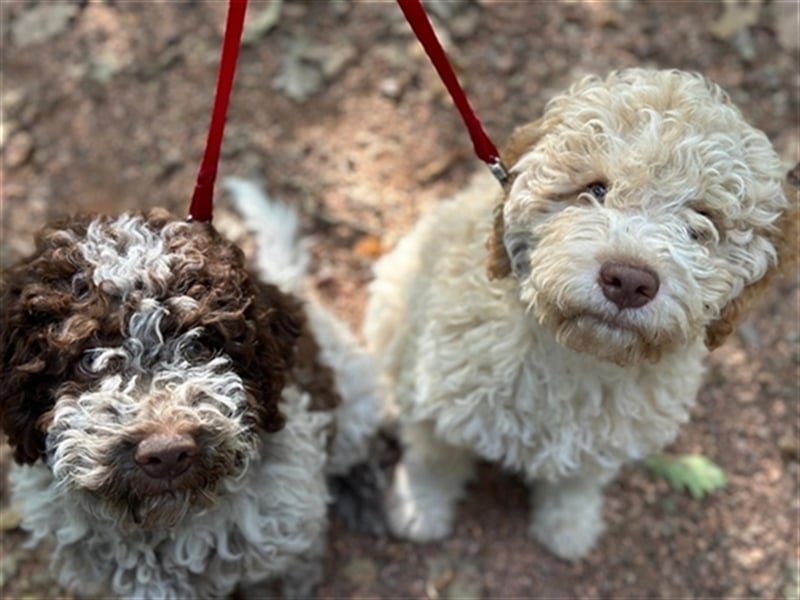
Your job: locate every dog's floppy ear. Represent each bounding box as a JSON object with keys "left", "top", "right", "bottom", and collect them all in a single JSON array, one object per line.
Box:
[
  {"left": 0, "top": 217, "right": 97, "bottom": 464},
  {"left": 0, "top": 270, "right": 54, "bottom": 464},
  {"left": 247, "top": 280, "right": 343, "bottom": 423},
  {"left": 705, "top": 165, "right": 799, "bottom": 349},
  {"left": 230, "top": 279, "right": 306, "bottom": 433},
  {"left": 486, "top": 118, "right": 555, "bottom": 280}
]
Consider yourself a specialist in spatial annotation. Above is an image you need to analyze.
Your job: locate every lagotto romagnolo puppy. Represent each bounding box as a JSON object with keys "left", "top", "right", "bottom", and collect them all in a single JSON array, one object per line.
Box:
[
  {"left": 364, "top": 68, "right": 797, "bottom": 560},
  {"left": 0, "top": 179, "right": 380, "bottom": 599}
]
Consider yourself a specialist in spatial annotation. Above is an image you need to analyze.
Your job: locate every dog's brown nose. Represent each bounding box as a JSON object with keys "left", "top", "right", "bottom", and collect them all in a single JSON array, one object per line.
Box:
[
  {"left": 598, "top": 261, "right": 660, "bottom": 310},
  {"left": 134, "top": 433, "right": 198, "bottom": 480}
]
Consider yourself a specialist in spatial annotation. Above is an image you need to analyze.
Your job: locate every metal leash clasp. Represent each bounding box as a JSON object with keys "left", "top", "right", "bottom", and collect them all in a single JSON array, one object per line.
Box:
[{"left": 488, "top": 157, "right": 510, "bottom": 186}]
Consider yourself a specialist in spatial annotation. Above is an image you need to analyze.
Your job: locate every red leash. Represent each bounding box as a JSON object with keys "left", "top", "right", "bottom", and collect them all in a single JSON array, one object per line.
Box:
[
  {"left": 396, "top": 0, "right": 508, "bottom": 185},
  {"left": 188, "top": 0, "right": 248, "bottom": 223}
]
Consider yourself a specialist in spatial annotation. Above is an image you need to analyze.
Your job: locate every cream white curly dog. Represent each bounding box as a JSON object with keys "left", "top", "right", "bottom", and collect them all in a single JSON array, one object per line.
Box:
[{"left": 364, "top": 68, "right": 796, "bottom": 560}]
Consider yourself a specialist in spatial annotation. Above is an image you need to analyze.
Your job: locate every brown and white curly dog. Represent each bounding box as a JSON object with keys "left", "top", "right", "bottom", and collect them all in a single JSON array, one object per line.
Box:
[
  {"left": 365, "top": 69, "right": 797, "bottom": 560},
  {"left": 0, "top": 180, "right": 380, "bottom": 599}
]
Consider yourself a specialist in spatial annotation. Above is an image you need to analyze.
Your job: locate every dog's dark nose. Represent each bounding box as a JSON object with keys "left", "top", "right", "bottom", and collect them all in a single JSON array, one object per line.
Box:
[
  {"left": 134, "top": 433, "right": 198, "bottom": 479},
  {"left": 598, "top": 261, "right": 660, "bottom": 310}
]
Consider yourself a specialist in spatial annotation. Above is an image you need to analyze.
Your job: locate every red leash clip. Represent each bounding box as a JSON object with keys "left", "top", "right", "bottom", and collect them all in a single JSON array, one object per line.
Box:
[
  {"left": 396, "top": 0, "right": 509, "bottom": 185},
  {"left": 188, "top": 0, "right": 248, "bottom": 223}
]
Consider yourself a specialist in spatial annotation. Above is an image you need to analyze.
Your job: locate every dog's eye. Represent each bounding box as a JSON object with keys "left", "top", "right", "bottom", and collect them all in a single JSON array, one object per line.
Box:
[
  {"left": 184, "top": 338, "right": 214, "bottom": 363},
  {"left": 78, "top": 352, "right": 96, "bottom": 375},
  {"left": 587, "top": 182, "right": 608, "bottom": 202}
]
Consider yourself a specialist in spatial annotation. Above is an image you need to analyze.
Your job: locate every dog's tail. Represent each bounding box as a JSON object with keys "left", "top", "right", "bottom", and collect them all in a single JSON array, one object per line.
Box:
[{"left": 223, "top": 177, "right": 309, "bottom": 295}]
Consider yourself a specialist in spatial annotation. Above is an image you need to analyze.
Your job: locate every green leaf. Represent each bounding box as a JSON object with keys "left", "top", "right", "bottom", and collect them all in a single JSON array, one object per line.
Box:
[{"left": 644, "top": 453, "right": 727, "bottom": 499}]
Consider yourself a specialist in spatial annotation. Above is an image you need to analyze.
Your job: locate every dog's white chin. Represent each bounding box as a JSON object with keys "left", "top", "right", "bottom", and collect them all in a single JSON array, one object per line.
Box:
[
  {"left": 117, "top": 488, "right": 218, "bottom": 531},
  {"left": 77, "top": 479, "right": 223, "bottom": 531},
  {"left": 543, "top": 312, "right": 678, "bottom": 366},
  {"left": 136, "top": 492, "right": 197, "bottom": 529}
]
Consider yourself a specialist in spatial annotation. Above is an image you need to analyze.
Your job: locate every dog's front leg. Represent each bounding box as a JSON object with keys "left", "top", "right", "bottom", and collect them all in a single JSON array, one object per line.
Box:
[
  {"left": 528, "top": 469, "right": 616, "bottom": 561},
  {"left": 386, "top": 420, "right": 474, "bottom": 542}
]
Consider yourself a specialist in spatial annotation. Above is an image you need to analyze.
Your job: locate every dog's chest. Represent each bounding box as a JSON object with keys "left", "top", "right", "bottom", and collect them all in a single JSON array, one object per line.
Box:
[{"left": 417, "top": 321, "right": 705, "bottom": 481}]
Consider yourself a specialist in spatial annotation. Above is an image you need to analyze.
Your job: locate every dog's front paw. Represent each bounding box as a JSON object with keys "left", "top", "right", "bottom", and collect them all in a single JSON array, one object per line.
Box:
[
  {"left": 386, "top": 463, "right": 455, "bottom": 542},
  {"left": 529, "top": 481, "right": 605, "bottom": 561}
]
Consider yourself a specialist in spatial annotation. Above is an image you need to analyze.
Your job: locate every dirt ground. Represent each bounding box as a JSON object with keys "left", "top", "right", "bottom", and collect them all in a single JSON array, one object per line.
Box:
[{"left": 1, "top": 1, "right": 798, "bottom": 598}]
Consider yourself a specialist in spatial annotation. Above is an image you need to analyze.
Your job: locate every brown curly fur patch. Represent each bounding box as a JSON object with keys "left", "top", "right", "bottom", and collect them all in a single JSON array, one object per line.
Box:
[
  {"left": 293, "top": 330, "right": 342, "bottom": 413},
  {"left": 0, "top": 209, "right": 327, "bottom": 464}
]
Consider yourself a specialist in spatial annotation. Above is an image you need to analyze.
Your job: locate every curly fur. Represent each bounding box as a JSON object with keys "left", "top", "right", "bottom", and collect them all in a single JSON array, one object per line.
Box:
[
  {"left": 364, "top": 69, "right": 796, "bottom": 560},
  {"left": 1, "top": 183, "right": 381, "bottom": 598}
]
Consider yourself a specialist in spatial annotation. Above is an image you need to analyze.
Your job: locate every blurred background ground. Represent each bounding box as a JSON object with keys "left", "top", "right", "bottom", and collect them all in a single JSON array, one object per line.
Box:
[{"left": 0, "top": 1, "right": 798, "bottom": 598}]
